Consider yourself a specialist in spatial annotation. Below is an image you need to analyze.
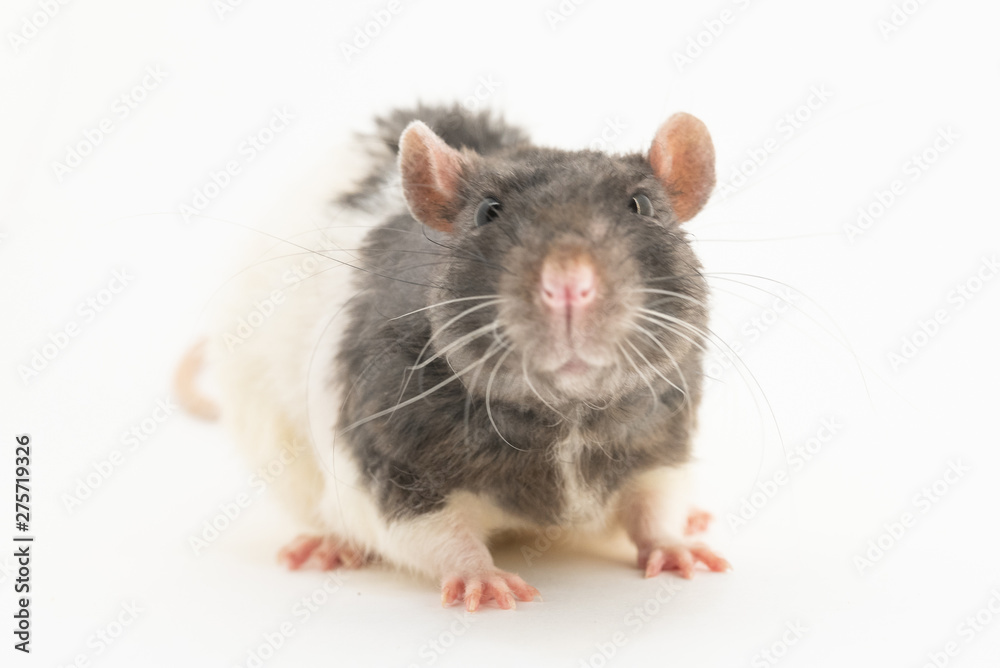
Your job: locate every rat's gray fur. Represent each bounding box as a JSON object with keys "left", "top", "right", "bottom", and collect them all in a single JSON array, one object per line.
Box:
[{"left": 333, "top": 104, "right": 708, "bottom": 527}]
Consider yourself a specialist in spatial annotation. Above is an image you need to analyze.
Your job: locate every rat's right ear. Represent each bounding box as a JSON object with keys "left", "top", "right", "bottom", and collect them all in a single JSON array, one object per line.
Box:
[{"left": 399, "top": 121, "right": 468, "bottom": 233}]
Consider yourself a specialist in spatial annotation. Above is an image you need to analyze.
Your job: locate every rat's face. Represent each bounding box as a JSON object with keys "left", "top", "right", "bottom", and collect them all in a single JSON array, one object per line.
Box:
[{"left": 399, "top": 115, "right": 715, "bottom": 407}]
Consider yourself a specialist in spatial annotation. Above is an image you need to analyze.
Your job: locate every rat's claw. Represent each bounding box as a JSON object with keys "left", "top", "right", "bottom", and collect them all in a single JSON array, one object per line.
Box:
[
  {"left": 503, "top": 574, "right": 541, "bottom": 602},
  {"left": 440, "top": 569, "right": 540, "bottom": 612},
  {"left": 689, "top": 544, "right": 731, "bottom": 572},
  {"left": 278, "top": 535, "right": 323, "bottom": 570},
  {"left": 441, "top": 577, "right": 464, "bottom": 607},
  {"left": 464, "top": 582, "right": 484, "bottom": 612},
  {"left": 641, "top": 541, "right": 730, "bottom": 579},
  {"left": 487, "top": 578, "right": 515, "bottom": 610},
  {"left": 311, "top": 538, "right": 365, "bottom": 569},
  {"left": 642, "top": 548, "right": 668, "bottom": 579},
  {"left": 278, "top": 534, "right": 368, "bottom": 571}
]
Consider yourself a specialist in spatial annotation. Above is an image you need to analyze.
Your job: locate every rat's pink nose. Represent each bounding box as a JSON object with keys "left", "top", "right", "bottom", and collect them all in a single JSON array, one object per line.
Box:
[{"left": 541, "top": 258, "right": 597, "bottom": 309}]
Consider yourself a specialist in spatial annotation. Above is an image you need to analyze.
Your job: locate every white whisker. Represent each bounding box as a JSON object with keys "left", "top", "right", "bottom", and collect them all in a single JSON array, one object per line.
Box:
[
  {"left": 624, "top": 335, "right": 685, "bottom": 396},
  {"left": 407, "top": 321, "right": 497, "bottom": 371},
  {"left": 389, "top": 294, "right": 501, "bottom": 321},
  {"left": 486, "top": 347, "right": 529, "bottom": 452},
  {"left": 641, "top": 306, "right": 782, "bottom": 468},
  {"left": 635, "top": 310, "right": 710, "bottom": 353},
  {"left": 630, "top": 287, "right": 704, "bottom": 309},
  {"left": 341, "top": 345, "right": 501, "bottom": 435},
  {"left": 627, "top": 324, "right": 691, "bottom": 415},
  {"left": 463, "top": 339, "right": 503, "bottom": 441},
  {"left": 617, "top": 342, "right": 658, "bottom": 407},
  {"left": 397, "top": 298, "right": 503, "bottom": 405},
  {"left": 520, "top": 353, "right": 568, "bottom": 422}
]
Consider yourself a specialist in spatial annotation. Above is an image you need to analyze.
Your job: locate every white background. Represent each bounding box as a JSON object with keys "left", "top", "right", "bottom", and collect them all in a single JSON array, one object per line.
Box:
[{"left": 2, "top": 0, "right": 999, "bottom": 666}]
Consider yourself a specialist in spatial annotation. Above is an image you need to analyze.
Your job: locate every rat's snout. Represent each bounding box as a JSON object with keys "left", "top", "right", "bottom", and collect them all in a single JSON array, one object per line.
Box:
[
  {"left": 540, "top": 250, "right": 598, "bottom": 313},
  {"left": 530, "top": 245, "right": 610, "bottom": 376}
]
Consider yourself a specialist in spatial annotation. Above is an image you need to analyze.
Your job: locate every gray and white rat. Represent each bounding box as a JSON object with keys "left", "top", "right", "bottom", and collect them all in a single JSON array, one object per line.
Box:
[{"left": 177, "top": 103, "right": 729, "bottom": 611}]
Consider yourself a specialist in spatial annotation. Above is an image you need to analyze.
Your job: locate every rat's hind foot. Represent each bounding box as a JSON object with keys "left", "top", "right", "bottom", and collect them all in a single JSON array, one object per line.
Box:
[
  {"left": 685, "top": 507, "right": 713, "bottom": 536},
  {"left": 440, "top": 569, "right": 541, "bottom": 612},
  {"left": 278, "top": 534, "right": 368, "bottom": 570}
]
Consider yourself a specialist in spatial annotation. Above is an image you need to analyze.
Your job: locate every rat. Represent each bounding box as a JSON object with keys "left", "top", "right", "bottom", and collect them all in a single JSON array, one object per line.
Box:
[{"left": 176, "top": 103, "right": 729, "bottom": 611}]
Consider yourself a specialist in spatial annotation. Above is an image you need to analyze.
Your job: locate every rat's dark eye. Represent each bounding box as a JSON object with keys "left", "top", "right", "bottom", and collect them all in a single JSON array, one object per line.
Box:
[
  {"left": 629, "top": 193, "right": 654, "bottom": 217},
  {"left": 475, "top": 197, "right": 502, "bottom": 227}
]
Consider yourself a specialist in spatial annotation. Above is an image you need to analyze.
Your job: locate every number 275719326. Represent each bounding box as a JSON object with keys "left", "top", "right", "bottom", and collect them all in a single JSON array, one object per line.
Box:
[{"left": 15, "top": 434, "right": 30, "bottom": 532}]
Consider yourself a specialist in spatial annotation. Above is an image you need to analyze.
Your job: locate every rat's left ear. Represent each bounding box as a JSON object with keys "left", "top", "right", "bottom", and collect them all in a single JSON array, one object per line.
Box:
[
  {"left": 398, "top": 121, "right": 469, "bottom": 233},
  {"left": 648, "top": 113, "right": 715, "bottom": 223}
]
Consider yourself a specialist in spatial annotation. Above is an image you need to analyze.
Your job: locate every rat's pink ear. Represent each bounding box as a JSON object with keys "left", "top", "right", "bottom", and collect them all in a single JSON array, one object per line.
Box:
[
  {"left": 399, "top": 121, "right": 468, "bottom": 233},
  {"left": 648, "top": 113, "right": 715, "bottom": 223}
]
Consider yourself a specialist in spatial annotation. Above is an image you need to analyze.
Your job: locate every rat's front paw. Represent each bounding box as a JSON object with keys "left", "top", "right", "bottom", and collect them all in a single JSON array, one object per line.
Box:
[
  {"left": 638, "top": 540, "right": 730, "bottom": 579},
  {"left": 440, "top": 569, "right": 541, "bottom": 612}
]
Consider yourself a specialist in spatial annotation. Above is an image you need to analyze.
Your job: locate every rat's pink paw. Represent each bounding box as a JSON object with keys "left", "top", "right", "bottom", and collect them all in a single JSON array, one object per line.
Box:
[
  {"left": 278, "top": 534, "right": 367, "bottom": 571},
  {"left": 440, "top": 570, "right": 541, "bottom": 612},
  {"left": 639, "top": 541, "right": 730, "bottom": 579},
  {"left": 685, "top": 508, "right": 713, "bottom": 536}
]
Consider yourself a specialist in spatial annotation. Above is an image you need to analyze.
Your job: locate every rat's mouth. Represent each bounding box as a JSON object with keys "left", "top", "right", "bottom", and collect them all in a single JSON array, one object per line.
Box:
[
  {"left": 557, "top": 356, "right": 590, "bottom": 375},
  {"left": 540, "top": 343, "right": 615, "bottom": 377}
]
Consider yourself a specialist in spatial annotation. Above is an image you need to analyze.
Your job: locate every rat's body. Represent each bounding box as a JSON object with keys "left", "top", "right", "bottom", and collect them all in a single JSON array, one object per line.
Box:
[{"left": 188, "top": 105, "right": 728, "bottom": 610}]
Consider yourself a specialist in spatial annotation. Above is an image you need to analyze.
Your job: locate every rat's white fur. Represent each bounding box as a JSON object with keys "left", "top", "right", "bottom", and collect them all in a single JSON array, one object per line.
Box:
[
  {"left": 204, "top": 142, "right": 377, "bottom": 529},
  {"left": 554, "top": 428, "right": 621, "bottom": 527}
]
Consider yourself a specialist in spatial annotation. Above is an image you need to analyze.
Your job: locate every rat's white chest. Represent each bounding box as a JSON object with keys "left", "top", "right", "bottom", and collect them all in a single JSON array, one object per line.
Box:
[{"left": 552, "top": 429, "right": 618, "bottom": 529}]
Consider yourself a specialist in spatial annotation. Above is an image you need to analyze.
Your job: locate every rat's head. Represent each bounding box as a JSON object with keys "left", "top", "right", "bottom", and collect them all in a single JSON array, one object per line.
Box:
[{"left": 399, "top": 113, "right": 714, "bottom": 407}]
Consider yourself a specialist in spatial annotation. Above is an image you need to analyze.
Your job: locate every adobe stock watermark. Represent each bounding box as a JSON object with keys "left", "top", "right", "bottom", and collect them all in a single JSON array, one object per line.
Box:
[
  {"left": 917, "top": 587, "right": 1000, "bottom": 668},
  {"left": 519, "top": 495, "right": 604, "bottom": 567},
  {"left": 188, "top": 440, "right": 305, "bottom": 556},
  {"left": 545, "top": 0, "right": 589, "bottom": 30},
  {"left": 7, "top": 0, "right": 72, "bottom": 54},
  {"left": 213, "top": 0, "right": 248, "bottom": 20},
  {"left": 887, "top": 254, "right": 998, "bottom": 371},
  {"left": 726, "top": 417, "right": 843, "bottom": 532},
  {"left": 55, "top": 600, "right": 143, "bottom": 668},
  {"left": 521, "top": 525, "right": 570, "bottom": 566},
  {"left": 843, "top": 126, "right": 958, "bottom": 243},
  {"left": 713, "top": 85, "right": 833, "bottom": 204},
  {"left": 61, "top": 397, "right": 180, "bottom": 513},
  {"left": 460, "top": 76, "right": 501, "bottom": 113},
  {"left": 339, "top": 0, "right": 406, "bottom": 64},
  {"left": 704, "top": 286, "right": 800, "bottom": 382},
  {"left": 877, "top": 0, "right": 930, "bottom": 40},
  {"left": 853, "top": 459, "right": 970, "bottom": 575},
  {"left": 589, "top": 116, "right": 628, "bottom": 153},
  {"left": 406, "top": 612, "right": 480, "bottom": 668},
  {"left": 225, "top": 290, "right": 287, "bottom": 352},
  {"left": 672, "top": 0, "right": 755, "bottom": 73},
  {"left": 233, "top": 571, "right": 349, "bottom": 668},
  {"left": 17, "top": 268, "right": 135, "bottom": 384},
  {"left": 751, "top": 620, "right": 809, "bottom": 668},
  {"left": 51, "top": 65, "right": 168, "bottom": 183},
  {"left": 224, "top": 252, "right": 334, "bottom": 352},
  {"left": 578, "top": 579, "right": 684, "bottom": 667},
  {"left": 424, "top": 76, "right": 501, "bottom": 141},
  {"left": 178, "top": 107, "right": 294, "bottom": 224}
]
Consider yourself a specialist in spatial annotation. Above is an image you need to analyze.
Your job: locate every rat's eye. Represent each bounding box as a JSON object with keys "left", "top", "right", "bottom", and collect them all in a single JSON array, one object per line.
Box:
[
  {"left": 629, "top": 193, "right": 654, "bottom": 217},
  {"left": 475, "top": 197, "right": 502, "bottom": 227}
]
